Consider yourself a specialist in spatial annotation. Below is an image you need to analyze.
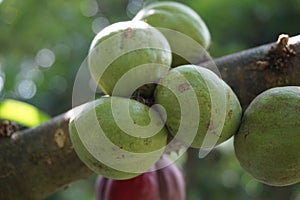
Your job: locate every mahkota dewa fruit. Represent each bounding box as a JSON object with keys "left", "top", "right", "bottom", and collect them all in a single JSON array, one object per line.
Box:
[
  {"left": 95, "top": 155, "right": 185, "bottom": 200},
  {"left": 133, "top": 1, "right": 211, "bottom": 66},
  {"left": 88, "top": 20, "right": 171, "bottom": 97},
  {"left": 234, "top": 86, "right": 300, "bottom": 186},
  {"left": 154, "top": 65, "right": 241, "bottom": 149},
  {"left": 69, "top": 96, "right": 168, "bottom": 180}
]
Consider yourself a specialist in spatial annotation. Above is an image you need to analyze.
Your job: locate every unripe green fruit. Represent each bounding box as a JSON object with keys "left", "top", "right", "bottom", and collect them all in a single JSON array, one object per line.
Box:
[
  {"left": 154, "top": 65, "right": 241, "bottom": 149},
  {"left": 234, "top": 86, "right": 300, "bottom": 186},
  {"left": 69, "top": 96, "right": 168, "bottom": 180},
  {"left": 88, "top": 20, "right": 172, "bottom": 97},
  {"left": 133, "top": 1, "right": 211, "bottom": 67}
]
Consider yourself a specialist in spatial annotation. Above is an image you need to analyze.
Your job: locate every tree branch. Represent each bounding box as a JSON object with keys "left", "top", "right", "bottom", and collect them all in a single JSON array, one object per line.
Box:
[
  {"left": 201, "top": 34, "right": 300, "bottom": 109},
  {"left": 0, "top": 34, "right": 299, "bottom": 199},
  {"left": 0, "top": 112, "right": 92, "bottom": 200}
]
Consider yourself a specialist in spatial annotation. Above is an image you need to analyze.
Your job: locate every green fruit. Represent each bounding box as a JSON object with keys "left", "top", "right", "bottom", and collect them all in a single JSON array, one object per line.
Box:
[
  {"left": 234, "top": 86, "right": 300, "bottom": 186},
  {"left": 154, "top": 65, "right": 241, "bottom": 149},
  {"left": 133, "top": 1, "right": 211, "bottom": 67},
  {"left": 88, "top": 20, "right": 172, "bottom": 97},
  {"left": 69, "top": 96, "right": 168, "bottom": 180}
]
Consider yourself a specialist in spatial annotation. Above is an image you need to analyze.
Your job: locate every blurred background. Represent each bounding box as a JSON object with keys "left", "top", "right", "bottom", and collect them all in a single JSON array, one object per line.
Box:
[{"left": 0, "top": 0, "right": 299, "bottom": 199}]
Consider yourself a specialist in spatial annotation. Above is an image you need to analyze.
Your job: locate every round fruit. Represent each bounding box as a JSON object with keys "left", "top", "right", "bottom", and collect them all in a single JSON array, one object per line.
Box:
[
  {"left": 88, "top": 20, "right": 172, "bottom": 98},
  {"left": 95, "top": 155, "right": 185, "bottom": 200},
  {"left": 234, "top": 86, "right": 300, "bottom": 186},
  {"left": 69, "top": 96, "right": 168, "bottom": 180},
  {"left": 154, "top": 65, "right": 241, "bottom": 149},
  {"left": 133, "top": 1, "right": 211, "bottom": 67}
]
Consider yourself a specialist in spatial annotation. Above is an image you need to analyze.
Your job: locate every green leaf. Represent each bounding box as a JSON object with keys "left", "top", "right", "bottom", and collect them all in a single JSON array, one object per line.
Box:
[{"left": 0, "top": 99, "right": 51, "bottom": 127}]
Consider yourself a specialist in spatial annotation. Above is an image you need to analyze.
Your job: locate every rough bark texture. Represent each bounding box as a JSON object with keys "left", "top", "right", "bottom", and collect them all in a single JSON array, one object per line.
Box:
[
  {"left": 0, "top": 113, "right": 92, "bottom": 200},
  {"left": 202, "top": 34, "right": 300, "bottom": 109},
  {"left": 0, "top": 35, "right": 299, "bottom": 199}
]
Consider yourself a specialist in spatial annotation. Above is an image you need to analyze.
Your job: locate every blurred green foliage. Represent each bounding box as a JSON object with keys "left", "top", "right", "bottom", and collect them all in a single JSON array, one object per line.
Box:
[
  {"left": 186, "top": 140, "right": 300, "bottom": 200},
  {"left": 0, "top": 99, "right": 50, "bottom": 127},
  {"left": 0, "top": 0, "right": 299, "bottom": 199}
]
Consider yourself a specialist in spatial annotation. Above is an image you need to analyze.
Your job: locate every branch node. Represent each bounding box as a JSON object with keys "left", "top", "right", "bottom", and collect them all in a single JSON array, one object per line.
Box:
[
  {"left": 0, "top": 120, "right": 19, "bottom": 138},
  {"left": 255, "top": 34, "right": 296, "bottom": 74},
  {"left": 276, "top": 34, "right": 289, "bottom": 52}
]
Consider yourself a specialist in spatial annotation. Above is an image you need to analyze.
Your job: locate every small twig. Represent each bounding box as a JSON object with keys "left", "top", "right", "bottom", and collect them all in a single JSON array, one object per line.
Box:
[{"left": 275, "top": 34, "right": 290, "bottom": 52}]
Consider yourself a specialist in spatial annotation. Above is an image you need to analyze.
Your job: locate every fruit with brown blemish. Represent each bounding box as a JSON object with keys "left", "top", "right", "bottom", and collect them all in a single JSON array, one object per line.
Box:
[
  {"left": 154, "top": 65, "right": 242, "bottom": 148},
  {"left": 234, "top": 86, "right": 300, "bottom": 186},
  {"left": 88, "top": 20, "right": 172, "bottom": 98}
]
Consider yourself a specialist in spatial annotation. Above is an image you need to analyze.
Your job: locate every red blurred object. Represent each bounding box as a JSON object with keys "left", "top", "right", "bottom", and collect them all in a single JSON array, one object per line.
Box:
[{"left": 95, "top": 156, "right": 185, "bottom": 200}]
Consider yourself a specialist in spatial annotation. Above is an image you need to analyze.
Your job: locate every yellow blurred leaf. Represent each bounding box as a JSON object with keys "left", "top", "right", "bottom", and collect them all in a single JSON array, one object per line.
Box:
[{"left": 0, "top": 99, "right": 51, "bottom": 127}]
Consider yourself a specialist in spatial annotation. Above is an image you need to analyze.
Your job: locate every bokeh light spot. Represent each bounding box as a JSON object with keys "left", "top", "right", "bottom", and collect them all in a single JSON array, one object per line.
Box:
[
  {"left": 49, "top": 75, "right": 67, "bottom": 94},
  {"left": 16, "top": 79, "right": 37, "bottom": 99},
  {"left": 126, "top": 0, "right": 144, "bottom": 18},
  {"left": 92, "top": 17, "right": 110, "bottom": 34},
  {"left": 0, "top": 74, "right": 5, "bottom": 93},
  {"left": 2, "top": 6, "right": 18, "bottom": 24},
  {"left": 80, "top": 0, "right": 98, "bottom": 17},
  {"left": 35, "top": 48, "right": 55, "bottom": 68},
  {"left": 221, "top": 169, "right": 239, "bottom": 188}
]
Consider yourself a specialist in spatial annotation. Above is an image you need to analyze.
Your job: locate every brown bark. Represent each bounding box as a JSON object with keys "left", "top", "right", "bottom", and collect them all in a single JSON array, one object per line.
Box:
[
  {"left": 0, "top": 34, "right": 299, "bottom": 199},
  {"left": 0, "top": 113, "right": 92, "bottom": 200},
  {"left": 201, "top": 34, "right": 300, "bottom": 109}
]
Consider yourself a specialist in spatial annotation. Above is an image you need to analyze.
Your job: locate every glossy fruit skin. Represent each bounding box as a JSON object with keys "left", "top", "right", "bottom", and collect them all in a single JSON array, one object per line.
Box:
[
  {"left": 88, "top": 20, "right": 171, "bottom": 97},
  {"left": 95, "top": 156, "right": 185, "bottom": 200},
  {"left": 234, "top": 86, "right": 300, "bottom": 186},
  {"left": 133, "top": 1, "right": 211, "bottom": 67},
  {"left": 154, "top": 65, "right": 242, "bottom": 148},
  {"left": 69, "top": 96, "right": 168, "bottom": 180}
]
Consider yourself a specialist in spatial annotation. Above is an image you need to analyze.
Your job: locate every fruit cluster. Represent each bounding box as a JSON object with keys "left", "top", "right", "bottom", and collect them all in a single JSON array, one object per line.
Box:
[{"left": 69, "top": 1, "right": 299, "bottom": 199}]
